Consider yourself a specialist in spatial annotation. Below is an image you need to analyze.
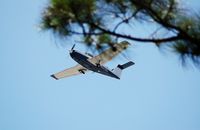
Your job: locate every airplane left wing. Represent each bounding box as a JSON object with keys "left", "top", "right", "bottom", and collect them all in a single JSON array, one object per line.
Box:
[{"left": 51, "top": 64, "right": 87, "bottom": 80}]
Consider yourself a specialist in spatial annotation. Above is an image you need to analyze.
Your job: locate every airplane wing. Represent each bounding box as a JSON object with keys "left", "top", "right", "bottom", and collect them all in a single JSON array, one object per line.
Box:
[
  {"left": 88, "top": 41, "right": 130, "bottom": 65},
  {"left": 51, "top": 64, "right": 87, "bottom": 80}
]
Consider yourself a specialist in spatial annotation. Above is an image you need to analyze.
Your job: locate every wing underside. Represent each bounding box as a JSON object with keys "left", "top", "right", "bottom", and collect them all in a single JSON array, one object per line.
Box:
[
  {"left": 88, "top": 41, "right": 130, "bottom": 65},
  {"left": 51, "top": 64, "right": 87, "bottom": 80}
]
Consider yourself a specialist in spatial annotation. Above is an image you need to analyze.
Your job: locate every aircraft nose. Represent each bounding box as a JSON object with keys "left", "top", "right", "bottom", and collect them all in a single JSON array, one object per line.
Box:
[
  {"left": 70, "top": 51, "right": 73, "bottom": 57},
  {"left": 69, "top": 50, "right": 75, "bottom": 58}
]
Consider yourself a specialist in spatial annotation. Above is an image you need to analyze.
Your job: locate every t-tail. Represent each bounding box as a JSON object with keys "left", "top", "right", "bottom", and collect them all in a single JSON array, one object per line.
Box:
[{"left": 112, "top": 61, "right": 135, "bottom": 79}]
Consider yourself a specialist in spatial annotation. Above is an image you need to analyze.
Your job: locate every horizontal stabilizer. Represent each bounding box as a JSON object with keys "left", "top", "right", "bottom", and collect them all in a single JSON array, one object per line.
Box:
[
  {"left": 112, "top": 61, "right": 134, "bottom": 79},
  {"left": 117, "top": 61, "right": 135, "bottom": 70}
]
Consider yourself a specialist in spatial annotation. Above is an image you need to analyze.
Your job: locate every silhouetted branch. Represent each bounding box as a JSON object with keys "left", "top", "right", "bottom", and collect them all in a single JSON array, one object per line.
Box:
[
  {"left": 91, "top": 23, "right": 181, "bottom": 44},
  {"left": 113, "top": 10, "right": 139, "bottom": 32}
]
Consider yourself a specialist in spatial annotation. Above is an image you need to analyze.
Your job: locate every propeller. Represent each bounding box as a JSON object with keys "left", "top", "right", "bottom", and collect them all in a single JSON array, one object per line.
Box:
[
  {"left": 70, "top": 44, "right": 76, "bottom": 53},
  {"left": 71, "top": 44, "right": 75, "bottom": 51}
]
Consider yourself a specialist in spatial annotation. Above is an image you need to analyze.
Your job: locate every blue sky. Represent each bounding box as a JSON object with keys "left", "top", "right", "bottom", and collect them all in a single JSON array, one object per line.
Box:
[{"left": 0, "top": 0, "right": 200, "bottom": 130}]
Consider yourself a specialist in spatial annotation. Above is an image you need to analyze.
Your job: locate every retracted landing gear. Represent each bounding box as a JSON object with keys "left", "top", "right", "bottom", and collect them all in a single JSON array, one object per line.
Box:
[
  {"left": 78, "top": 69, "right": 86, "bottom": 74},
  {"left": 96, "top": 60, "right": 101, "bottom": 67}
]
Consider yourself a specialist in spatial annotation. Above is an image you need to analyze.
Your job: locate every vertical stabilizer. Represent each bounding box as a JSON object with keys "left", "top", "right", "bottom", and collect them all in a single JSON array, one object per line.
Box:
[{"left": 112, "top": 61, "right": 135, "bottom": 78}]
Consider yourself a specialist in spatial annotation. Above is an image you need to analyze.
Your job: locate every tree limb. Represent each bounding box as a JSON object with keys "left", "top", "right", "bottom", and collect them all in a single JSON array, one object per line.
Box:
[{"left": 91, "top": 23, "right": 181, "bottom": 44}]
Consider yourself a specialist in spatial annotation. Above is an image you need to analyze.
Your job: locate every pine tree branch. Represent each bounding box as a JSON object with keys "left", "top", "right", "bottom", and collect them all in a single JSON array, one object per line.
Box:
[
  {"left": 91, "top": 23, "right": 181, "bottom": 44},
  {"left": 113, "top": 10, "right": 139, "bottom": 32},
  {"left": 133, "top": 1, "right": 197, "bottom": 43}
]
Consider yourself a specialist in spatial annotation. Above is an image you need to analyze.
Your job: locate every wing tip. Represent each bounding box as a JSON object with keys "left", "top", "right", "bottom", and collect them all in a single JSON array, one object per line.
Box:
[
  {"left": 129, "top": 61, "right": 135, "bottom": 65},
  {"left": 51, "top": 74, "right": 59, "bottom": 80}
]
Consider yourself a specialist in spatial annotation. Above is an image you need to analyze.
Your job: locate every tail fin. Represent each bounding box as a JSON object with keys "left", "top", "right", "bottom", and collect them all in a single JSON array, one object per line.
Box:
[{"left": 112, "top": 61, "right": 135, "bottom": 78}]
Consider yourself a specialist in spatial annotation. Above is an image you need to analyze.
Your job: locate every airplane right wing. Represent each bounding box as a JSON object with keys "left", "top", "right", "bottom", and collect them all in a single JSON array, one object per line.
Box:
[
  {"left": 88, "top": 41, "right": 130, "bottom": 65},
  {"left": 51, "top": 64, "right": 87, "bottom": 80}
]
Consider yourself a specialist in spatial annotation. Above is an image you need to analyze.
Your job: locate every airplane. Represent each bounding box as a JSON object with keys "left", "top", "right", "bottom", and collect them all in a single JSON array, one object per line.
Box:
[{"left": 51, "top": 41, "right": 135, "bottom": 80}]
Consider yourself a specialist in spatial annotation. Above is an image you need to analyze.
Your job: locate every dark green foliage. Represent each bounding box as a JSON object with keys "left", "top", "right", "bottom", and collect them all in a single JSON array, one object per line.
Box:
[
  {"left": 42, "top": 0, "right": 96, "bottom": 36},
  {"left": 41, "top": 0, "right": 200, "bottom": 67},
  {"left": 98, "top": 34, "right": 112, "bottom": 44}
]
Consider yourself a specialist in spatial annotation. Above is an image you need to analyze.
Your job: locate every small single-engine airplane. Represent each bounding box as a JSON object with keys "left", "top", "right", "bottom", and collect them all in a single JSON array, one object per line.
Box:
[{"left": 51, "top": 41, "right": 134, "bottom": 80}]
